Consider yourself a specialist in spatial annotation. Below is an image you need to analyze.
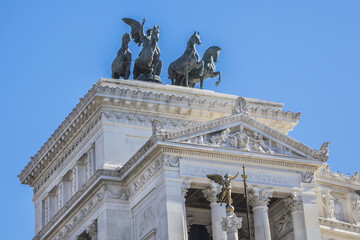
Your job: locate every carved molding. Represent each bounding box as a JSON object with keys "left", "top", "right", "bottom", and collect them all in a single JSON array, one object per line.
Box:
[
  {"left": 163, "top": 155, "right": 180, "bottom": 167},
  {"left": 319, "top": 217, "right": 360, "bottom": 234},
  {"left": 102, "top": 110, "right": 197, "bottom": 131}
]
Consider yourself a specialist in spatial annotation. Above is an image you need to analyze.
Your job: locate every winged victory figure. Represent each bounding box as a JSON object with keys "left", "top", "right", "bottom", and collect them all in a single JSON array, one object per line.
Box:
[
  {"left": 207, "top": 172, "right": 239, "bottom": 207},
  {"left": 122, "top": 18, "right": 162, "bottom": 83}
]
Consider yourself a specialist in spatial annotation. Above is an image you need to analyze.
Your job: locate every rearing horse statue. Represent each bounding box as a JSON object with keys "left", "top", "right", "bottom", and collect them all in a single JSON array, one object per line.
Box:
[
  {"left": 168, "top": 32, "right": 204, "bottom": 87},
  {"left": 187, "top": 46, "right": 222, "bottom": 89}
]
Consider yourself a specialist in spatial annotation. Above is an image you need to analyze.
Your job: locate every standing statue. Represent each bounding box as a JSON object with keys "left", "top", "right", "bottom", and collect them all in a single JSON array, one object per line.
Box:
[
  {"left": 168, "top": 31, "right": 204, "bottom": 87},
  {"left": 111, "top": 33, "right": 132, "bottom": 79},
  {"left": 207, "top": 172, "right": 239, "bottom": 208},
  {"left": 123, "top": 18, "right": 162, "bottom": 83},
  {"left": 187, "top": 46, "right": 222, "bottom": 89}
]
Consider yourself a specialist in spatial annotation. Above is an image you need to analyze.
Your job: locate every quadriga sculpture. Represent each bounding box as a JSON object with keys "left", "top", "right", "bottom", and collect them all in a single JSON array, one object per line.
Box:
[
  {"left": 123, "top": 18, "right": 162, "bottom": 83},
  {"left": 187, "top": 46, "right": 222, "bottom": 89},
  {"left": 168, "top": 32, "right": 204, "bottom": 87},
  {"left": 111, "top": 33, "right": 132, "bottom": 79}
]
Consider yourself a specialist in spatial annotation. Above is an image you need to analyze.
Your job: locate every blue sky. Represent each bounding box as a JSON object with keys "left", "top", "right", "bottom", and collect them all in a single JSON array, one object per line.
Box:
[{"left": 1, "top": 0, "right": 359, "bottom": 239}]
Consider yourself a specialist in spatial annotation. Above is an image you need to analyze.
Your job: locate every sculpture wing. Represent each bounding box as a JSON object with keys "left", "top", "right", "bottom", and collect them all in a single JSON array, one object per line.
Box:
[
  {"left": 122, "top": 18, "right": 143, "bottom": 45},
  {"left": 207, "top": 174, "right": 224, "bottom": 185}
]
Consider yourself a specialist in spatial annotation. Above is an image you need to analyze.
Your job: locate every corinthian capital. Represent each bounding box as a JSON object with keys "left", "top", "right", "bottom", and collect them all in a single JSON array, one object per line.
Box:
[
  {"left": 284, "top": 192, "right": 303, "bottom": 212},
  {"left": 202, "top": 183, "right": 222, "bottom": 203},
  {"left": 248, "top": 188, "right": 273, "bottom": 207}
]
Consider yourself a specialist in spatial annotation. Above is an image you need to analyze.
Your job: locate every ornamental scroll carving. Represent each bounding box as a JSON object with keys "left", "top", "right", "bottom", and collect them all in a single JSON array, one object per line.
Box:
[
  {"left": 181, "top": 125, "right": 299, "bottom": 157},
  {"left": 163, "top": 155, "right": 180, "bottom": 167},
  {"left": 102, "top": 111, "right": 197, "bottom": 130},
  {"left": 248, "top": 188, "right": 273, "bottom": 207}
]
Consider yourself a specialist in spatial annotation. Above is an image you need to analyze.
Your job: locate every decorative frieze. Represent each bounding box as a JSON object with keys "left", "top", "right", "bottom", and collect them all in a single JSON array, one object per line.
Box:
[
  {"left": 166, "top": 114, "right": 326, "bottom": 161},
  {"left": 319, "top": 217, "right": 360, "bottom": 234}
]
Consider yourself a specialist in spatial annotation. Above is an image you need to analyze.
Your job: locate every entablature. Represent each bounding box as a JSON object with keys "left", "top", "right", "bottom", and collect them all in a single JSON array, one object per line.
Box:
[{"left": 20, "top": 78, "right": 301, "bottom": 187}]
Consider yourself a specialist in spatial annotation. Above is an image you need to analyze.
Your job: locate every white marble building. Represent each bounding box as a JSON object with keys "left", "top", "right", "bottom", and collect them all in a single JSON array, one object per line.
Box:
[{"left": 19, "top": 78, "right": 360, "bottom": 240}]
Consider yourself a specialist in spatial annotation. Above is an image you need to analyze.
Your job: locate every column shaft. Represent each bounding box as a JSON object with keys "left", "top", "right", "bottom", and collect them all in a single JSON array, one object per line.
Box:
[
  {"left": 292, "top": 210, "right": 306, "bottom": 240},
  {"left": 252, "top": 206, "right": 271, "bottom": 240},
  {"left": 210, "top": 202, "right": 227, "bottom": 240}
]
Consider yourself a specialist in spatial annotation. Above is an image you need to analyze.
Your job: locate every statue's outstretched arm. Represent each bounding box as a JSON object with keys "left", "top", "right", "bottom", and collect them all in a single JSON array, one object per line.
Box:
[{"left": 230, "top": 172, "right": 239, "bottom": 181}]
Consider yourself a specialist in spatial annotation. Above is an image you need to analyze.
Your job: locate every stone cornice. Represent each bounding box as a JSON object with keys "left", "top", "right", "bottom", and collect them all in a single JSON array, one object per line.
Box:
[
  {"left": 319, "top": 217, "right": 360, "bottom": 235},
  {"left": 316, "top": 165, "right": 360, "bottom": 189},
  {"left": 20, "top": 78, "right": 301, "bottom": 186},
  {"left": 165, "top": 113, "right": 327, "bottom": 162}
]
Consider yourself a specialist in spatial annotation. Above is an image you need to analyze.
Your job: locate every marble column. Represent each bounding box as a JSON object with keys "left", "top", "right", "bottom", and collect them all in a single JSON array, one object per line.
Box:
[
  {"left": 285, "top": 193, "right": 306, "bottom": 240},
  {"left": 248, "top": 188, "right": 273, "bottom": 240},
  {"left": 221, "top": 212, "right": 242, "bottom": 240},
  {"left": 182, "top": 181, "right": 191, "bottom": 240},
  {"left": 202, "top": 183, "right": 227, "bottom": 240}
]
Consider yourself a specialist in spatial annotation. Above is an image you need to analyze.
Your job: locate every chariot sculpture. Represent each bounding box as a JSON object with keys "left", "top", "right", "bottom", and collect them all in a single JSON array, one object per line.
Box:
[
  {"left": 123, "top": 18, "right": 162, "bottom": 83},
  {"left": 111, "top": 17, "right": 222, "bottom": 89}
]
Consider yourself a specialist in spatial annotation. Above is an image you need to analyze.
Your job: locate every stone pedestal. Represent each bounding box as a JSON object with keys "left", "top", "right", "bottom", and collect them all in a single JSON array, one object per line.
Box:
[
  {"left": 202, "top": 184, "right": 227, "bottom": 240},
  {"left": 248, "top": 188, "right": 273, "bottom": 240},
  {"left": 221, "top": 212, "right": 242, "bottom": 240},
  {"left": 285, "top": 193, "right": 306, "bottom": 240}
]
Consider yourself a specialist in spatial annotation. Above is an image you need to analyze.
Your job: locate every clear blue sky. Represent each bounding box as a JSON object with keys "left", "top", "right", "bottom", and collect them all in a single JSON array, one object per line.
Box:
[{"left": 1, "top": 0, "right": 359, "bottom": 239}]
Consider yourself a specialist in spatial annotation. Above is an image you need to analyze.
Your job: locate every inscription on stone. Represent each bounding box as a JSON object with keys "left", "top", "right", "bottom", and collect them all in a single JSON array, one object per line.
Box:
[{"left": 180, "top": 162, "right": 300, "bottom": 188}]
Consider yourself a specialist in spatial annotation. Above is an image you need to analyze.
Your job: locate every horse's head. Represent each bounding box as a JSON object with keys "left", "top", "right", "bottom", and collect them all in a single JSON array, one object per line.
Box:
[
  {"left": 190, "top": 31, "right": 201, "bottom": 46},
  {"left": 122, "top": 33, "right": 131, "bottom": 46},
  {"left": 203, "top": 46, "right": 221, "bottom": 63},
  {"left": 151, "top": 25, "right": 160, "bottom": 43}
]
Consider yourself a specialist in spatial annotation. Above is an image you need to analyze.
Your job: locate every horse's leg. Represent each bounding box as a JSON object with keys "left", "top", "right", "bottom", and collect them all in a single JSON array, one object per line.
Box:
[
  {"left": 198, "top": 61, "right": 204, "bottom": 77},
  {"left": 200, "top": 77, "right": 204, "bottom": 89},
  {"left": 185, "top": 66, "right": 189, "bottom": 87},
  {"left": 214, "top": 71, "right": 221, "bottom": 86}
]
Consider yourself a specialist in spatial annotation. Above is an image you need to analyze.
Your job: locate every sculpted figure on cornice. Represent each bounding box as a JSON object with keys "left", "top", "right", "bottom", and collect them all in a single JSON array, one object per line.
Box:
[
  {"left": 232, "top": 97, "right": 248, "bottom": 115},
  {"left": 322, "top": 192, "right": 335, "bottom": 219},
  {"left": 123, "top": 18, "right": 162, "bottom": 83},
  {"left": 317, "top": 165, "right": 360, "bottom": 185},
  {"left": 181, "top": 125, "right": 299, "bottom": 157}
]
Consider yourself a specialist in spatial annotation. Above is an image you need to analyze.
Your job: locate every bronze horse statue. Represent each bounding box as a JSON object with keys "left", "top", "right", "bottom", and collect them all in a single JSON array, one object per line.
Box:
[
  {"left": 111, "top": 33, "right": 132, "bottom": 79},
  {"left": 187, "top": 46, "right": 222, "bottom": 89},
  {"left": 123, "top": 18, "right": 162, "bottom": 82},
  {"left": 168, "top": 32, "right": 204, "bottom": 87}
]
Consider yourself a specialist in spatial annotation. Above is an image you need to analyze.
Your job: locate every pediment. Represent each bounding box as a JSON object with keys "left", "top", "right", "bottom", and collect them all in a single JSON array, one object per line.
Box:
[{"left": 165, "top": 114, "right": 328, "bottom": 161}]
